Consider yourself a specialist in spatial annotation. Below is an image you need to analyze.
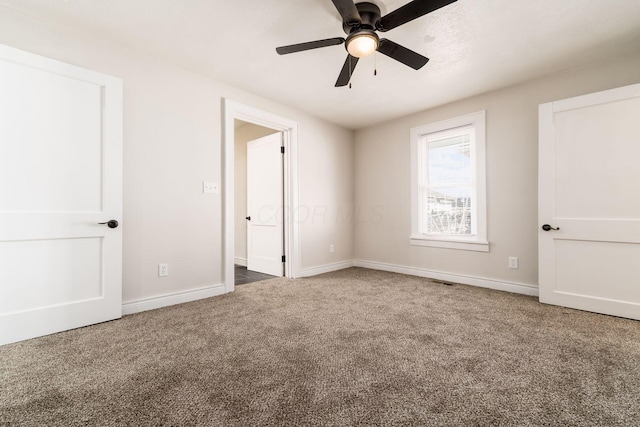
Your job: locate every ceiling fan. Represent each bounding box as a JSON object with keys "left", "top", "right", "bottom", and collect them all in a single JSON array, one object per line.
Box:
[{"left": 276, "top": 0, "right": 457, "bottom": 87}]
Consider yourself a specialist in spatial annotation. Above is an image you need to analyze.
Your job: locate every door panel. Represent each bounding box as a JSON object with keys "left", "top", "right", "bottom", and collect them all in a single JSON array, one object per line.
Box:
[
  {"left": 247, "top": 133, "right": 283, "bottom": 277},
  {"left": 0, "top": 58, "right": 103, "bottom": 213},
  {"left": 0, "top": 238, "right": 103, "bottom": 314},
  {"left": 553, "top": 97, "right": 640, "bottom": 219},
  {"left": 0, "top": 44, "right": 123, "bottom": 345},
  {"left": 554, "top": 239, "right": 640, "bottom": 303},
  {"left": 538, "top": 83, "right": 640, "bottom": 320}
]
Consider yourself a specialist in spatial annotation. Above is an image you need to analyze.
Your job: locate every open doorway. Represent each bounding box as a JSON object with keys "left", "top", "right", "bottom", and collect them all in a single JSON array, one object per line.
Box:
[
  {"left": 234, "top": 120, "right": 281, "bottom": 285},
  {"left": 223, "top": 99, "right": 300, "bottom": 293}
]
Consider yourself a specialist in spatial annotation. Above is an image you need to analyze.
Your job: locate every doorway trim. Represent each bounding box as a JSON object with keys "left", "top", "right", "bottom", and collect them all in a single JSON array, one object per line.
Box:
[{"left": 223, "top": 99, "right": 300, "bottom": 292}]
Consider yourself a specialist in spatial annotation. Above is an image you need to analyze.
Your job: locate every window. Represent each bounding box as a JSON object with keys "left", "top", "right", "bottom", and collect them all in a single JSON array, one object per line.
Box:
[{"left": 410, "top": 111, "right": 488, "bottom": 251}]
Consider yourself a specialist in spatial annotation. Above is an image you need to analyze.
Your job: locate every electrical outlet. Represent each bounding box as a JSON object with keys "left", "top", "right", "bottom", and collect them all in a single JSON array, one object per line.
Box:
[
  {"left": 329, "top": 244, "right": 335, "bottom": 253},
  {"left": 508, "top": 257, "right": 519, "bottom": 269},
  {"left": 158, "top": 263, "right": 168, "bottom": 277}
]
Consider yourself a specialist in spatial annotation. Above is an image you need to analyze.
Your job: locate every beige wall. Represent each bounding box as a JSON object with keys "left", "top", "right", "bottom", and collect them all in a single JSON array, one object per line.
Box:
[
  {"left": 6, "top": 2, "right": 637, "bottom": 300},
  {"left": 234, "top": 121, "right": 278, "bottom": 263},
  {"left": 299, "top": 122, "right": 355, "bottom": 269},
  {"left": 354, "top": 51, "right": 640, "bottom": 287},
  {"left": 0, "top": 6, "right": 354, "bottom": 304}
]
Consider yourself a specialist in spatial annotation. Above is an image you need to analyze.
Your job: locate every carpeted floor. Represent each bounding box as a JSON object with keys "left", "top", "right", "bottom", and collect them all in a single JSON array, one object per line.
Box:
[{"left": 1, "top": 267, "right": 640, "bottom": 426}]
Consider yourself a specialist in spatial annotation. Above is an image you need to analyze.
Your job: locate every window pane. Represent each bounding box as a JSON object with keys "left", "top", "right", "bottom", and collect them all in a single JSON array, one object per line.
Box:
[
  {"left": 424, "top": 186, "right": 472, "bottom": 235},
  {"left": 428, "top": 133, "right": 471, "bottom": 186}
]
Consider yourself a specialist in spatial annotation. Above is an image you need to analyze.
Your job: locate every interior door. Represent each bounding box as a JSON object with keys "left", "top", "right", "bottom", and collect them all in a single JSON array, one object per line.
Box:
[
  {"left": 0, "top": 44, "right": 123, "bottom": 345},
  {"left": 247, "top": 132, "right": 284, "bottom": 277},
  {"left": 538, "top": 83, "right": 640, "bottom": 320}
]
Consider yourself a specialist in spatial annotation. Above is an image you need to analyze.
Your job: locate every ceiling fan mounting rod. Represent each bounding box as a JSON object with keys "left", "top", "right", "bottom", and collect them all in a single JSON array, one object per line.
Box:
[{"left": 342, "top": 2, "right": 381, "bottom": 34}]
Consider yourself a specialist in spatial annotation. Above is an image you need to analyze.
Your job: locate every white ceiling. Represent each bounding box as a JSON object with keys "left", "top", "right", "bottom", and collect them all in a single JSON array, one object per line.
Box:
[{"left": 3, "top": 0, "right": 640, "bottom": 130}]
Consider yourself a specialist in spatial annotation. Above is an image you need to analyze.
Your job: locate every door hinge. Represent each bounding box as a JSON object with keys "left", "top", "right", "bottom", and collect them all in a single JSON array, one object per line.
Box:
[
  {"left": 281, "top": 255, "right": 286, "bottom": 263},
  {"left": 280, "top": 146, "right": 285, "bottom": 154}
]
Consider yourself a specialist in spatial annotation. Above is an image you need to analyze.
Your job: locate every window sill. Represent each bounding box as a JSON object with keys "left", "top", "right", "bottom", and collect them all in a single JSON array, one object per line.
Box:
[{"left": 410, "top": 236, "right": 490, "bottom": 252}]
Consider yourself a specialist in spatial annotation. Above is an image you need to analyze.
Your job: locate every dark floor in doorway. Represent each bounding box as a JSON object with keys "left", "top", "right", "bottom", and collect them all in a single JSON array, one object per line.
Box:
[{"left": 235, "top": 265, "right": 276, "bottom": 286}]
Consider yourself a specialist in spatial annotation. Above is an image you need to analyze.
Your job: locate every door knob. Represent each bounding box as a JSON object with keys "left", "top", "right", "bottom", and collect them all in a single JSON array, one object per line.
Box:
[
  {"left": 541, "top": 224, "right": 559, "bottom": 231},
  {"left": 246, "top": 216, "right": 251, "bottom": 221},
  {"left": 99, "top": 220, "right": 119, "bottom": 229}
]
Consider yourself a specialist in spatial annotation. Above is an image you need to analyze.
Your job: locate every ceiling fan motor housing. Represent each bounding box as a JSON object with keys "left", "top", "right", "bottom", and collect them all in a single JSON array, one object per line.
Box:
[{"left": 342, "top": 2, "right": 382, "bottom": 33}]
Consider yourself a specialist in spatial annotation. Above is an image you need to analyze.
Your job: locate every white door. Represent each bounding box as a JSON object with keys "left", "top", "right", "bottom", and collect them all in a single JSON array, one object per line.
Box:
[
  {"left": 538, "top": 83, "right": 640, "bottom": 320},
  {"left": 0, "top": 45, "right": 123, "bottom": 345},
  {"left": 247, "top": 133, "right": 284, "bottom": 277}
]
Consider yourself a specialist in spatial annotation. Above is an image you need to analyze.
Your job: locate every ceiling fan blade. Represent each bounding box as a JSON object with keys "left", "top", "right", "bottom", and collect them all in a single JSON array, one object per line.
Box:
[
  {"left": 276, "top": 37, "right": 345, "bottom": 55},
  {"left": 331, "top": 0, "right": 362, "bottom": 26},
  {"left": 377, "top": 39, "right": 429, "bottom": 70},
  {"left": 335, "top": 54, "right": 359, "bottom": 87},
  {"left": 378, "top": 0, "right": 457, "bottom": 32}
]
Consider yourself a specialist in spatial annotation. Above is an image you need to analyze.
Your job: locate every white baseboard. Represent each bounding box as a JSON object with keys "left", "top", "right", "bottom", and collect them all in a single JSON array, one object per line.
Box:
[
  {"left": 353, "top": 259, "right": 539, "bottom": 297},
  {"left": 122, "top": 284, "right": 227, "bottom": 315},
  {"left": 234, "top": 257, "right": 247, "bottom": 267},
  {"left": 120, "top": 261, "right": 537, "bottom": 315},
  {"left": 300, "top": 260, "right": 355, "bottom": 277}
]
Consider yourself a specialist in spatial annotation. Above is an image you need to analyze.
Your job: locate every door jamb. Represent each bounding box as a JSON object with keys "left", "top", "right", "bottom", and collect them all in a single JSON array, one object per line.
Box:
[{"left": 223, "top": 99, "right": 300, "bottom": 293}]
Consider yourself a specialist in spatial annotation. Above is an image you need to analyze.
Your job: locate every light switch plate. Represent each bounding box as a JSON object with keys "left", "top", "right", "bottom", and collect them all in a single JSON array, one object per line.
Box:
[{"left": 203, "top": 182, "right": 219, "bottom": 194}]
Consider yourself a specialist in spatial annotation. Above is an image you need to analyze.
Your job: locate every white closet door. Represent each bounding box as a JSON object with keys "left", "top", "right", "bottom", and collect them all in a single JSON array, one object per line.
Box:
[
  {"left": 538, "top": 83, "right": 640, "bottom": 320},
  {"left": 0, "top": 44, "right": 123, "bottom": 345}
]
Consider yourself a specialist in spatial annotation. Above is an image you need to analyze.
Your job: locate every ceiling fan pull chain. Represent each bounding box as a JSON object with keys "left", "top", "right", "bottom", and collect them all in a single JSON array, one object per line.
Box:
[
  {"left": 349, "top": 55, "right": 352, "bottom": 89},
  {"left": 374, "top": 52, "right": 377, "bottom": 76}
]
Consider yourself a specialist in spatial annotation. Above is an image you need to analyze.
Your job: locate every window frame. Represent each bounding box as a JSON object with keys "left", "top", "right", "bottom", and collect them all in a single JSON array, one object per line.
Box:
[{"left": 410, "top": 111, "right": 488, "bottom": 252}]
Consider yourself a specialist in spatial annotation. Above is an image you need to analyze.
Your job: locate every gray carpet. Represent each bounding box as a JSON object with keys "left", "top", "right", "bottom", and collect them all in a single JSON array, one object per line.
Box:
[{"left": 1, "top": 267, "right": 640, "bottom": 426}]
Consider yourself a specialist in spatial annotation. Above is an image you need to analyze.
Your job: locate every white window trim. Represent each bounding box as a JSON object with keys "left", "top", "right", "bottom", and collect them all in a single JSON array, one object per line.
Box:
[{"left": 410, "top": 111, "right": 488, "bottom": 252}]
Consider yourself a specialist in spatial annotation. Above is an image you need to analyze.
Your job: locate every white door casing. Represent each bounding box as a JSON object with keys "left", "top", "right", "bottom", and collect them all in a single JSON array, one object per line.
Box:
[
  {"left": 223, "top": 99, "right": 300, "bottom": 293},
  {"left": 538, "top": 83, "right": 640, "bottom": 320},
  {"left": 246, "top": 133, "right": 284, "bottom": 277},
  {"left": 0, "top": 44, "right": 123, "bottom": 345}
]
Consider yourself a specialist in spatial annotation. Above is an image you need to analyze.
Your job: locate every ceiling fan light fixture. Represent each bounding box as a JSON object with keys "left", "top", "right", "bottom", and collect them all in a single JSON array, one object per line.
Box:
[
  {"left": 346, "top": 31, "right": 379, "bottom": 58},
  {"left": 274, "top": 0, "right": 457, "bottom": 87}
]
